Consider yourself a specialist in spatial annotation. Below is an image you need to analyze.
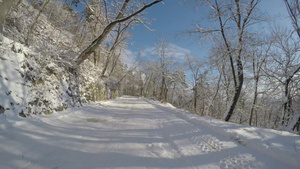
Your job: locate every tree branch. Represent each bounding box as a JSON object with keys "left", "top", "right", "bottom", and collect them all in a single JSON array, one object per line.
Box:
[{"left": 75, "top": 0, "right": 162, "bottom": 66}]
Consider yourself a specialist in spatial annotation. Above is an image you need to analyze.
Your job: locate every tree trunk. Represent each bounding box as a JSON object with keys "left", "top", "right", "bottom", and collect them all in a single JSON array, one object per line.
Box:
[
  {"left": 255, "top": 108, "right": 258, "bottom": 126},
  {"left": 224, "top": 0, "right": 247, "bottom": 121},
  {"left": 0, "top": 0, "right": 17, "bottom": 32},
  {"left": 93, "top": 50, "right": 98, "bottom": 66},
  {"left": 249, "top": 78, "right": 258, "bottom": 125},
  {"left": 25, "top": 0, "right": 51, "bottom": 46},
  {"left": 224, "top": 59, "right": 244, "bottom": 122},
  {"left": 224, "top": 85, "right": 242, "bottom": 121},
  {"left": 152, "top": 89, "right": 156, "bottom": 98},
  {"left": 286, "top": 114, "right": 300, "bottom": 132},
  {"left": 145, "top": 74, "right": 153, "bottom": 96},
  {"left": 159, "top": 72, "right": 165, "bottom": 101},
  {"left": 101, "top": 25, "right": 122, "bottom": 76},
  {"left": 139, "top": 85, "right": 144, "bottom": 96},
  {"left": 193, "top": 83, "right": 198, "bottom": 114},
  {"left": 171, "top": 83, "right": 176, "bottom": 104},
  {"left": 280, "top": 79, "right": 292, "bottom": 127},
  {"left": 164, "top": 86, "right": 168, "bottom": 102}
]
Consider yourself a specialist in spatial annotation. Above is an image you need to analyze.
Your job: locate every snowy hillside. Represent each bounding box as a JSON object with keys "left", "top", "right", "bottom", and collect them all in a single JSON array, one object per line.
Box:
[
  {"left": 0, "top": 34, "right": 74, "bottom": 118},
  {"left": 0, "top": 32, "right": 119, "bottom": 119},
  {"left": 1, "top": 96, "right": 299, "bottom": 169},
  {"left": 0, "top": 0, "right": 127, "bottom": 119}
]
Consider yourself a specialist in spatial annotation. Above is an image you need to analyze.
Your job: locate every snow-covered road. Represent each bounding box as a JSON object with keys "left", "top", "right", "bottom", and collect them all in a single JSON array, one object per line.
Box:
[{"left": 1, "top": 96, "right": 299, "bottom": 169}]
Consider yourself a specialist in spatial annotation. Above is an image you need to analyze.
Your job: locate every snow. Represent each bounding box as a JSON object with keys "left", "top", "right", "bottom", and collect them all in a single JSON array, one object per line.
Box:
[
  {"left": 0, "top": 35, "right": 72, "bottom": 118},
  {"left": 0, "top": 96, "right": 299, "bottom": 169},
  {"left": 0, "top": 35, "right": 30, "bottom": 118}
]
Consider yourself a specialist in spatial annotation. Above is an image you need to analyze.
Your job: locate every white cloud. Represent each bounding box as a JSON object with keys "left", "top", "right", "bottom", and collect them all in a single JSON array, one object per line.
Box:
[
  {"left": 138, "top": 43, "right": 191, "bottom": 60},
  {"left": 167, "top": 43, "right": 191, "bottom": 59},
  {"left": 121, "top": 44, "right": 191, "bottom": 69},
  {"left": 120, "top": 48, "right": 136, "bottom": 68},
  {"left": 140, "top": 47, "right": 156, "bottom": 57}
]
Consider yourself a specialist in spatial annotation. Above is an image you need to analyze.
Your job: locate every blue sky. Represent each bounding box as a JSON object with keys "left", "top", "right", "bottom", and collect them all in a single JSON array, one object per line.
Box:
[
  {"left": 121, "top": 0, "right": 214, "bottom": 69},
  {"left": 127, "top": 0, "right": 209, "bottom": 61},
  {"left": 126, "top": 0, "right": 292, "bottom": 63}
]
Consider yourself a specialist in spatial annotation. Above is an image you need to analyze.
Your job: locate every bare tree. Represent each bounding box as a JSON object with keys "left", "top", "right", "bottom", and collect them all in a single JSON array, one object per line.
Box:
[
  {"left": 283, "top": 0, "right": 300, "bottom": 132},
  {"left": 265, "top": 28, "right": 300, "bottom": 131},
  {"left": 189, "top": 0, "right": 261, "bottom": 121},
  {"left": 101, "top": 21, "right": 132, "bottom": 77},
  {"left": 185, "top": 54, "right": 201, "bottom": 113},
  {"left": 154, "top": 37, "right": 169, "bottom": 101},
  {"left": 206, "top": 53, "right": 224, "bottom": 117},
  {"left": 74, "top": 0, "right": 162, "bottom": 66},
  {"left": 185, "top": 54, "right": 208, "bottom": 114},
  {"left": 284, "top": 0, "right": 300, "bottom": 38},
  {"left": 248, "top": 39, "right": 271, "bottom": 126}
]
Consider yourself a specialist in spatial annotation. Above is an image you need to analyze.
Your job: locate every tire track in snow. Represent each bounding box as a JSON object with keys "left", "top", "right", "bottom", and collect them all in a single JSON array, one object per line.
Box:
[
  {"left": 156, "top": 119, "right": 184, "bottom": 158},
  {"left": 144, "top": 99, "right": 227, "bottom": 155},
  {"left": 191, "top": 134, "right": 225, "bottom": 153},
  {"left": 145, "top": 99, "right": 266, "bottom": 169}
]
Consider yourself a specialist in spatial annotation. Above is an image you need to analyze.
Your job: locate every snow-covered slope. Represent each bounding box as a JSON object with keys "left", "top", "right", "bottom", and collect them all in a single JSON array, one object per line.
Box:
[
  {"left": 0, "top": 35, "right": 71, "bottom": 119},
  {"left": 0, "top": 96, "right": 299, "bottom": 169},
  {"left": 0, "top": 33, "right": 113, "bottom": 119},
  {"left": 0, "top": 35, "right": 30, "bottom": 118},
  {"left": 149, "top": 99, "right": 300, "bottom": 168},
  {"left": 0, "top": 0, "right": 124, "bottom": 119}
]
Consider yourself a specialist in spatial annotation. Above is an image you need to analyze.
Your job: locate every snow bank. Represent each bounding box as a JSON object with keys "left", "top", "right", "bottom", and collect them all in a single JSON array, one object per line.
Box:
[{"left": 149, "top": 99, "right": 300, "bottom": 168}]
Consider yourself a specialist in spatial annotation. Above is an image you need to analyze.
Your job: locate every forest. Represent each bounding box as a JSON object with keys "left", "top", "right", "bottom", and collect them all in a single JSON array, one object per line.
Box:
[{"left": 0, "top": 0, "right": 300, "bottom": 135}]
